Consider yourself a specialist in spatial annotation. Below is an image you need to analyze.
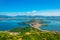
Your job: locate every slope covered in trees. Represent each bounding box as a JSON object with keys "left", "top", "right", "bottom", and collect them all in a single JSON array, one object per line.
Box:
[{"left": 0, "top": 27, "right": 60, "bottom": 40}]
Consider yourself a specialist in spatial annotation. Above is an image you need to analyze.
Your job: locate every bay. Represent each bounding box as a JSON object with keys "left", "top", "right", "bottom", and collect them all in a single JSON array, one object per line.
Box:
[{"left": 0, "top": 19, "right": 60, "bottom": 31}]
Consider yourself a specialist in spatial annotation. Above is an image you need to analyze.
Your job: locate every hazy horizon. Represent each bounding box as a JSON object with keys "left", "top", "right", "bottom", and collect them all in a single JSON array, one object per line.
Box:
[{"left": 0, "top": 0, "right": 60, "bottom": 16}]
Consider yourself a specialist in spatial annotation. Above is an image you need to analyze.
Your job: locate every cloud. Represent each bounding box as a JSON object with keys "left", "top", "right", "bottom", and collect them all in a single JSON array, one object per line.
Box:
[
  {"left": 32, "top": 10, "right": 36, "bottom": 13},
  {"left": 0, "top": 9, "right": 60, "bottom": 16},
  {"left": 26, "top": 9, "right": 60, "bottom": 16},
  {"left": 39, "top": 9, "right": 60, "bottom": 16}
]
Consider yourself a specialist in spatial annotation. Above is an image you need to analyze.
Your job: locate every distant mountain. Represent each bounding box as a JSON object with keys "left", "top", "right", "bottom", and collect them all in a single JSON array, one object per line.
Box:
[
  {"left": 0, "top": 15, "right": 12, "bottom": 18},
  {"left": 0, "top": 15, "right": 60, "bottom": 19},
  {"left": 14, "top": 15, "right": 46, "bottom": 19},
  {"left": 14, "top": 15, "right": 60, "bottom": 19}
]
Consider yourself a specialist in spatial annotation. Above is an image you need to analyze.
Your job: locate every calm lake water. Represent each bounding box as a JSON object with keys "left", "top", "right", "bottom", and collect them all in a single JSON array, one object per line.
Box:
[
  {"left": 0, "top": 19, "right": 60, "bottom": 31},
  {"left": 0, "top": 20, "right": 29, "bottom": 30},
  {"left": 40, "top": 19, "right": 60, "bottom": 31}
]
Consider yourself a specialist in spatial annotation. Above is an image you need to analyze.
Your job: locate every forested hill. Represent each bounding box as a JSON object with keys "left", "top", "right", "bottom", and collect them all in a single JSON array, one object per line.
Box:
[
  {"left": 9, "top": 27, "right": 60, "bottom": 40},
  {"left": 0, "top": 27, "right": 60, "bottom": 40}
]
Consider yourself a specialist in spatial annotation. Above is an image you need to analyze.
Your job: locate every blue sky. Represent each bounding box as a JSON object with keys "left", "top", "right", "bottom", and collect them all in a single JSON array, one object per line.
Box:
[{"left": 0, "top": 0, "right": 60, "bottom": 16}]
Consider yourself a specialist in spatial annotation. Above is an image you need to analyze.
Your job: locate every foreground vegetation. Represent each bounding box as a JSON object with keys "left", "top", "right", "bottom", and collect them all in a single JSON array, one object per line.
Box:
[{"left": 0, "top": 27, "right": 60, "bottom": 40}]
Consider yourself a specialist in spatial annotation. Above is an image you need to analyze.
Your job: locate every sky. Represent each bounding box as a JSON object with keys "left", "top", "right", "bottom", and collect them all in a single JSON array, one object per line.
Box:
[{"left": 0, "top": 0, "right": 60, "bottom": 16}]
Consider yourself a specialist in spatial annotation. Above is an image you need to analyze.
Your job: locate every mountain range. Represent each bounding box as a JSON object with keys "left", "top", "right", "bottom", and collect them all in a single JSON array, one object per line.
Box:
[
  {"left": 0, "top": 15, "right": 12, "bottom": 18},
  {"left": 0, "top": 15, "right": 60, "bottom": 19}
]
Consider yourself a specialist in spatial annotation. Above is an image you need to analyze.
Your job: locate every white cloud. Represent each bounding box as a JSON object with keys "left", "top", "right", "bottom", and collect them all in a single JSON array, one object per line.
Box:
[
  {"left": 25, "top": 9, "right": 60, "bottom": 16},
  {"left": 0, "top": 9, "right": 60, "bottom": 16},
  {"left": 32, "top": 10, "right": 36, "bottom": 13},
  {"left": 26, "top": 11, "right": 31, "bottom": 13}
]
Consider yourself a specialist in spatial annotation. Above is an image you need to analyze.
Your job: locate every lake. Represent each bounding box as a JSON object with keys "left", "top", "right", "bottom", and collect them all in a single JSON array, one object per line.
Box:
[
  {"left": 0, "top": 19, "right": 60, "bottom": 31},
  {"left": 40, "top": 19, "right": 60, "bottom": 31},
  {"left": 0, "top": 19, "right": 29, "bottom": 30}
]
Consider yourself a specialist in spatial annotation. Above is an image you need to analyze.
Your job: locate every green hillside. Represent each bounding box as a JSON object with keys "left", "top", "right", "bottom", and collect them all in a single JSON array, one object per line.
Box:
[
  {"left": 0, "top": 27, "right": 60, "bottom": 40},
  {"left": 10, "top": 27, "right": 41, "bottom": 32}
]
